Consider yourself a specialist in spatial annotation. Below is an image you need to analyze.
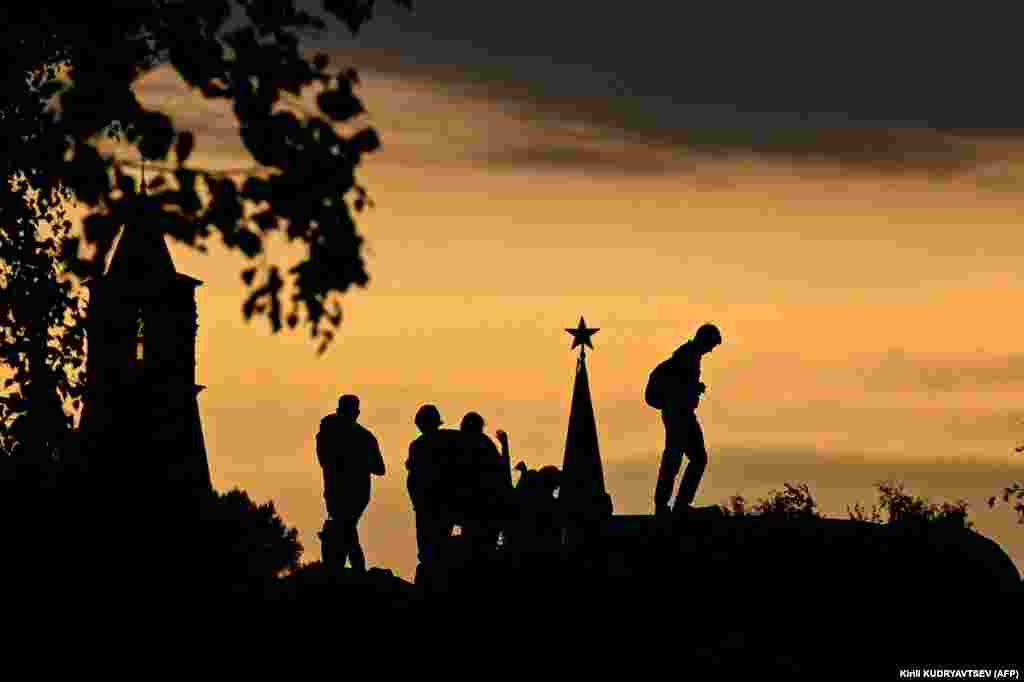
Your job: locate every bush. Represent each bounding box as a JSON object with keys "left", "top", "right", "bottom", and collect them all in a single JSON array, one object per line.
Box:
[
  {"left": 192, "top": 488, "right": 303, "bottom": 589},
  {"left": 721, "top": 482, "right": 819, "bottom": 519},
  {"left": 849, "top": 481, "right": 972, "bottom": 529},
  {"left": 988, "top": 483, "right": 1023, "bottom": 524}
]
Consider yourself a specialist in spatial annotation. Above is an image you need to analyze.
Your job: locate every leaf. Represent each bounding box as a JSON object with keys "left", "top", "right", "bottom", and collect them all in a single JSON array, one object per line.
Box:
[
  {"left": 242, "top": 177, "right": 272, "bottom": 202},
  {"left": 242, "top": 267, "right": 257, "bottom": 286},
  {"left": 138, "top": 111, "right": 175, "bottom": 161},
  {"left": 236, "top": 229, "right": 263, "bottom": 257},
  {"left": 317, "top": 87, "right": 364, "bottom": 122},
  {"left": 175, "top": 169, "right": 201, "bottom": 214},
  {"left": 322, "top": 0, "right": 374, "bottom": 34},
  {"left": 114, "top": 165, "right": 135, "bottom": 196},
  {"left": 349, "top": 127, "right": 380, "bottom": 154},
  {"left": 313, "top": 53, "right": 328, "bottom": 70},
  {"left": 253, "top": 211, "right": 278, "bottom": 233},
  {"left": 176, "top": 131, "right": 195, "bottom": 164},
  {"left": 67, "top": 143, "right": 110, "bottom": 206}
]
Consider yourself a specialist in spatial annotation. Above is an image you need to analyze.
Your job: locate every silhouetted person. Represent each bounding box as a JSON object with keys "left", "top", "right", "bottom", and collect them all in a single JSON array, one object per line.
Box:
[
  {"left": 496, "top": 429, "right": 513, "bottom": 492},
  {"left": 508, "top": 461, "right": 563, "bottom": 555},
  {"left": 456, "top": 412, "right": 513, "bottom": 556},
  {"left": 652, "top": 323, "right": 722, "bottom": 519},
  {"left": 317, "top": 394, "right": 385, "bottom": 573},
  {"left": 406, "top": 404, "right": 462, "bottom": 585}
]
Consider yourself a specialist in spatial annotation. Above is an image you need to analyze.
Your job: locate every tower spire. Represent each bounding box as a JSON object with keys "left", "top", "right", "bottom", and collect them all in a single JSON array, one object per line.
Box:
[
  {"left": 561, "top": 316, "right": 610, "bottom": 540},
  {"left": 105, "top": 224, "right": 177, "bottom": 280}
]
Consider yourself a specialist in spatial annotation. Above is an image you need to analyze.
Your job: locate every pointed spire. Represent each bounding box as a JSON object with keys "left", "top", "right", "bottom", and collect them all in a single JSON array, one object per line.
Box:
[
  {"left": 105, "top": 224, "right": 177, "bottom": 280},
  {"left": 560, "top": 326, "right": 608, "bottom": 519}
]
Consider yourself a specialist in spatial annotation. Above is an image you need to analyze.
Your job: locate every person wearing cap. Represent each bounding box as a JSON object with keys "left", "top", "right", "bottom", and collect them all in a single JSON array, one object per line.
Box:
[
  {"left": 406, "top": 404, "right": 461, "bottom": 582},
  {"left": 316, "top": 394, "right": 386, "bottom": 573},
  {"left": 653, "top": 323, "right": 723, "bottom": 519}
]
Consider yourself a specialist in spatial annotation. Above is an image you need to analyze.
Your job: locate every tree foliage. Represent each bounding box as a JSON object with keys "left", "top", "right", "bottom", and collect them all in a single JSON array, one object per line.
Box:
[
  {"left": 193, "top": 487, "right": 303, "bottom": 587},
  {"left": 2, "top": 0, "right": 414, "bottom": 347},
  {"left": 721, "top": 481, "right": 973, "bottom": 530},
  {"left": 721, "top": 482, "right": 820, "bottom": 519},
  {"left": 988, "top": 482, "right": 1024, "bottom": 525},
  {"left": 1, "top": 0, "right": 412, "bottom": 465},
  {"left": 849, "top": 481, "right": 972, "bottom": 529}
]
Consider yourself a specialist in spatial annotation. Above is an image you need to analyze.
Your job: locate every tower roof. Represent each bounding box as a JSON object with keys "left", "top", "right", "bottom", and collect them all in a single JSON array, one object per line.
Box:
[
  {"left": 95, "top": 225, "right": 201, "bottom": 288},
  {"left": 105, "top": 224, "right": 177, "bottom": 280},
  {"left": 561, "top": 350, "right": 608, "bottom": 511}
]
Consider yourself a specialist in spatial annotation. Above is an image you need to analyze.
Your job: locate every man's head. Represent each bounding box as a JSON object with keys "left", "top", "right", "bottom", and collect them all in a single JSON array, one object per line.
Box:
[
  {"left": 694, "top": 323, "right": 723, "bottom": 354},
  {"left": 415, "top": 404, "right": 443, "bottom": 433},
  {"left": 460, "top": 411, "right": 485, "bottom": 433},
  {"left": 337, "top": 394, "right": 360, "bottom": 421}
]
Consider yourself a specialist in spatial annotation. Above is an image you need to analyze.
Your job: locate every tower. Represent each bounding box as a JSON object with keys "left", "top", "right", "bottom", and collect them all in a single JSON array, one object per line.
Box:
[
  {"left": 561, "top": 317, "right": 612, "bottom": 546},
  {"left": 77, "top": 224, "right": 212, "bottom": 502}
]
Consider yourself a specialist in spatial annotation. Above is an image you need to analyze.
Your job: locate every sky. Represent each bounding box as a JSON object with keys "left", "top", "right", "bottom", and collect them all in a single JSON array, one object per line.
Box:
[{"left": 110, "top": 1, "right": 1024, "bottom": 580}]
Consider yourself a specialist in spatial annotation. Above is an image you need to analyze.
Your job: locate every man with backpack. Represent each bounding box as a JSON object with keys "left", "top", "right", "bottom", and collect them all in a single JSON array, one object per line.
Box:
[
  {"left": 317, "top": 394, "right": 386, "bottom": 572},
  {"left": 645, "top": 323, "right": 723, "bottom": 519}
]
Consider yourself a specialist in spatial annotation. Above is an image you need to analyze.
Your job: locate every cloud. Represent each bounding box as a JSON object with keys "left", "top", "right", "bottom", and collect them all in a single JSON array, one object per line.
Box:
[
  {"left": 305, "top": 2, "right": 1024, "bottom": 174},
  {"left": 474, "top": 141, "right": 690, "bottom": 175},
  {"left": 129, "top": 26, "right": 1024, "bottom": 179}
]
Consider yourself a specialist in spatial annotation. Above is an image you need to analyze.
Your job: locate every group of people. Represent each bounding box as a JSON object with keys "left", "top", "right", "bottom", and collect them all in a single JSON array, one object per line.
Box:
[
  {"left": 315, "top": 396, "right": 561, "bottom": 575},
  {"left": 315, "top": 322, "right": 723, "bottom": 576}
]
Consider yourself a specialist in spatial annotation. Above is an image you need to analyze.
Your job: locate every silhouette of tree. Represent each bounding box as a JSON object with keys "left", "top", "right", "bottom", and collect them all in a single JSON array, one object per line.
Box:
[
  {"left": 1, "top": 0, "right": 412, "bottom": 357},
  {"left": 1, "top": 0, "right": 413, "bottom": 468},
  {"left": 0, "top": 219, "right": 85, "bottom": 472},
  {"left": 1, "top": 44, "right": 87, "bottom": 472},
  {"left": 194, "top": 487, "right": 302, "bottom": 590}
]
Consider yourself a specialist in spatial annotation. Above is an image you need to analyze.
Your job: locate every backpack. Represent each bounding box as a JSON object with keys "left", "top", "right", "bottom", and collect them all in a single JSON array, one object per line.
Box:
[
  {"left": 316, "top": 415, "right": 336, "bottom": 468},
  {"left": 644, "top": 358, "right": 674, "bottom": 409}
]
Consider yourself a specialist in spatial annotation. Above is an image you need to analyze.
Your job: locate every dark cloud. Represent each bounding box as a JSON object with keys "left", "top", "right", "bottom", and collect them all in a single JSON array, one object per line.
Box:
[
  {"left": 475, "top": 141, "right": 688, "bottom": 175},
  {"left": 300, "top": 2, "right": 1024, "bottom": 172}
]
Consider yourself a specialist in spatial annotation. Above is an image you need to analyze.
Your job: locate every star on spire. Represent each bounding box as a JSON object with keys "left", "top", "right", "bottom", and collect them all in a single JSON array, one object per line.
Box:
[{"left": 565, "top": 317, "right": 599, "bottom": 354}]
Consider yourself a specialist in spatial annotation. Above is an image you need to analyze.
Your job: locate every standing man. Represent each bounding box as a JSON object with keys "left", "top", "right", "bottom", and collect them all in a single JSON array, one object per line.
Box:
[
  {"left": 456, "top": 412, "right": 513, "bottom": 556},
  {"left": 406, "top": 404, "right": 461, "bottom": 586},
  {"left": 652, "top": 323, "right": 722, "bottom": 519},
  {"left": 317, "top": 394, "right": 386, "bottom": 573}
]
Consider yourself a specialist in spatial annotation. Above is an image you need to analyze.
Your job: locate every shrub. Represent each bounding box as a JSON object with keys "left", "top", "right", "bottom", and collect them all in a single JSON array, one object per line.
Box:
[
  {"left": 850, "top": 481, "right": 972, "bottom": 529},
  {"left": 721, "top": 482, "right": 819, "bottom": 519}
]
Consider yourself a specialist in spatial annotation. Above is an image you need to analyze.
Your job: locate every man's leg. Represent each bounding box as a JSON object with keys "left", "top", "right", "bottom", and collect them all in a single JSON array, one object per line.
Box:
[
  {"left": 654, "top": 411, "right": 684, "bottom": 515},
  {"left": 346, "top": 520, "right": 366, "bottom": 573},
  {"left": 414, "top": 510, "right": 437, "bottom": 565},
  {"left": 324, "top": 495, "right": 352, "bottom": 569},
  {"left": 413, "top": 509, "right": 437, "bottom": 589},
  {"left": 346, "top": 503, "right": 368, "bottom": 572},
  {"left": 675, "top": 412, "right": 708, "bottom": 510}
]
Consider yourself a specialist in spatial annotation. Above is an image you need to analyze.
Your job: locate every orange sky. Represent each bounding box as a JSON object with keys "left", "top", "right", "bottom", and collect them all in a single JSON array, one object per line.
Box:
[{"left": 106, "top": 65, "right": 1024, "bottom": 580}]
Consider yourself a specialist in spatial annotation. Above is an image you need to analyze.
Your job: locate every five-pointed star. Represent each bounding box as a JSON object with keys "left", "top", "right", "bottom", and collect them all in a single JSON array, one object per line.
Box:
[{"left": 565, "top": 316, "right": 599, "bottom": 351}]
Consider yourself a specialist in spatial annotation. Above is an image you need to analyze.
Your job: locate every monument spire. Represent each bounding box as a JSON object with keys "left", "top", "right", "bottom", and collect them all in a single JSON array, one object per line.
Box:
[{"left": 561, "top": 317, "right": 610, "bottom": 534}]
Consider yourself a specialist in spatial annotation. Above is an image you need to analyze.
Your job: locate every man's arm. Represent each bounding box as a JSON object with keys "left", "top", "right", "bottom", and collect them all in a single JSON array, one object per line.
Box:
[
  {"left": 368, "top": 434, "right": 386, "bottom": 476},
  {"left": 406, "top": 442, "right": 419, "bottom": 508},
  {"left": 496, "top": 430, "right": 513, "bottom": 491},
  {"left": 315, "top": 418, "right": 329, "bottom": 469}
]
